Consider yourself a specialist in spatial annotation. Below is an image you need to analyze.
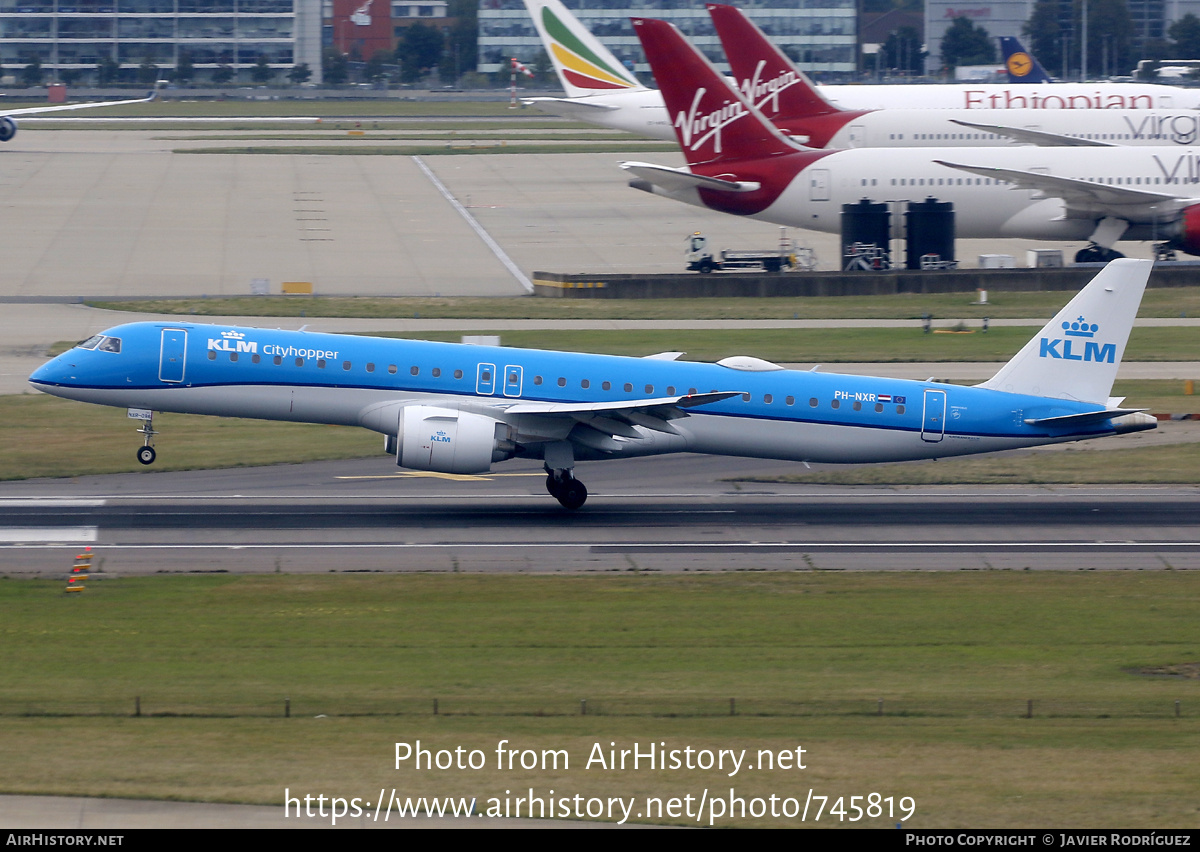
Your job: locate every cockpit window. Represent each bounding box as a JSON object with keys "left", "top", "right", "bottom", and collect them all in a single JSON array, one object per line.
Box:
[
  {"left": 97, "top": 337, "right": 122, "bottom": 353},
  {"left": 77, "top": 335, "right": 103, "bottom": 350}
]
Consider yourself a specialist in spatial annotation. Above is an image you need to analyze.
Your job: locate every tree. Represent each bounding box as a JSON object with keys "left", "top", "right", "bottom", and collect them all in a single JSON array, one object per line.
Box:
[
  {"left": 212, "top": 64, "right": 234, "bottom": 85},
  {"left": 1085, "top": 0, "right": 1133, "bottom": 77},
  {"left": 364, "top": 49, "right": 389, "bottom": 83},
  {"left": 398, "top": 22, "right": 444, "bottom": 83},
  {"left": 20, "top": 58, "right": 43, "bottom": 88},
  {"left": 1023, "top": 0, "right": 1064, "bottom": 77},
  {"left": 881, "top": 26, "right": 925, "bottom": 76},
  {"left": 251, "top": 54, "right": 272, "bottom": 84},
  {"left": 97, "top": 55, "right": 119, "bottom": 86},
  {"left": 322, "top": 47, "right": 349, "bottom": 85},
  {"left": 174, "top": 48, "right": 195, "bottom": 85},
  {"left": 137, "top": 55, "right": 158, "bottom": 87},
  {"left": 288, "top": 63, "right": 312, "bottom": 85},
  {"left": 1170, "top": 13, "right": 1200, "bottom": 59},
  {"left": 440, "top": 0, "right": 477, "bottom": 83},
  {"left": 940, "top": 17, "right": 996, "bottom": 69}
]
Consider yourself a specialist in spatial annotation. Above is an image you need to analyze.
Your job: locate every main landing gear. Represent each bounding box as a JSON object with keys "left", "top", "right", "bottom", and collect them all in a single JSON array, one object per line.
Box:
[
  {"left": 546, "top": 469, "right": 587, "bottom": 510},
  {"left": 1074, "top": 244, "right": 1125, "bottom": 263}
]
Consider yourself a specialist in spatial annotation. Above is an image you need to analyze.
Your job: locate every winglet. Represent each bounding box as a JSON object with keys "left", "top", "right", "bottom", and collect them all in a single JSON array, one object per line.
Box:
[{"left": 978, "top": 259, "right": 1152, "bottom": 404}]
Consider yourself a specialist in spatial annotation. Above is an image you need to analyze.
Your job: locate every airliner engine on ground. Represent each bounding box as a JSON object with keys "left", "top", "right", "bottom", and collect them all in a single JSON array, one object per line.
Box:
[
  {"left": 30, "top": 261, "right": 1155, "bottom": 509},
  {"left": 621, "top": 18, "right": 1200, "bottom": 260},
  {"left": 520, "top": 0, "right": 1200, "bottom": 139}
]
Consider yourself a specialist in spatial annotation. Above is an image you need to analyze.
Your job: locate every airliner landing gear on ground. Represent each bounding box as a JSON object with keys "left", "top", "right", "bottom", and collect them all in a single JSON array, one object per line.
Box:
[
  {"left": 545, "top": 469, "right": 588, "bottom": 510},
  {"left": 543, "top": 440, "right": 586, "bottom": 508},
  {"left": 1074, "top": 244, "right": 1126, "bottom": 263}
]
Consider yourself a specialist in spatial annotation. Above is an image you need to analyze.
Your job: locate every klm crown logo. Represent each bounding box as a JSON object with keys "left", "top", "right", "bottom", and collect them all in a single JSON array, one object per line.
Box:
[
  {"left": 1063, "top": 317, "right": 1099, "bottom": 338},
  {"left": 1040, "top": 316, "right": 1114, "bottom": 363}
]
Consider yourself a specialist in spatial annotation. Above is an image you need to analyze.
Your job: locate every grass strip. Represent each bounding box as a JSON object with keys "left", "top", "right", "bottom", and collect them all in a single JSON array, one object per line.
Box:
[
  {"left": 2, "top": 572, "right": 1199, "bottom": 827},
  {"left": 361, "top": 326, "right": 1200, "bottom": 363},
  {"left": 174, "top": 143, "right": 678, "bottom": 155},
  {"left": 0, "top": 395, "right": 379, "bottom": 481},
  {"left": 87, "top": 288, "right": 1200, "bottom": 320}
]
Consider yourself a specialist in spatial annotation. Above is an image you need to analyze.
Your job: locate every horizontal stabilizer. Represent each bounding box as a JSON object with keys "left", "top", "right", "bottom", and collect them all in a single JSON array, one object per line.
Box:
[
  {"left": 1024, "top": 408, "right": 1145, "bottom": 428},
  {"left": 621, "top": 161, "right": 761, "bottom": 194}
]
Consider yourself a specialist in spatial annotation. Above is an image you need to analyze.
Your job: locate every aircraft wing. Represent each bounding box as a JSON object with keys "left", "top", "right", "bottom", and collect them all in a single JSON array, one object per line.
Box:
[
  {"left": 1, "top": 88, "right": 159, "bottom": 118},
  {"left": 933, "top": 159, "right": 1184, "bottom": 219},
  {"left": 501, "top": 390, "right": 742, "bottom": 440},
  {"left": 621, "top": 161, "right": 761, "bottom": 193},
  {"left": 520, "top": 95, "right": 620, "bottom": 113},
  {"left": 950, "top": 119, "right": 1116, "bottom": 148}
]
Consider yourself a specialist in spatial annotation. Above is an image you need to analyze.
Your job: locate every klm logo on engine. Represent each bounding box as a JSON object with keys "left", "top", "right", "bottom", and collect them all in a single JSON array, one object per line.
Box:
[
  {"left": 208, "top": 329, "right": 258, "bottom": 354},
  {"left": 1039, "top": 316, "right": 1116, "bottom": 363},
  {"left": 431, "top": 430, "right": 451, "bottom": 444}
]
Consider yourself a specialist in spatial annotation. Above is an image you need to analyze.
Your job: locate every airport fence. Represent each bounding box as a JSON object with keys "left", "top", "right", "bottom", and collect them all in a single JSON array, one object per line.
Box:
[{"left": 0, "top": 694, "right": 1192, "bottom": 721}]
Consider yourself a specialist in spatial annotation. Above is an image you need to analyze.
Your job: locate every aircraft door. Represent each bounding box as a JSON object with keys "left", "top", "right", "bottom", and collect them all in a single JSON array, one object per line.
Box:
[
  {"left": 921, "top": 389, "right": 946, "bottom": 442},
  {"left": 503, "top": 364, "right": 523, "bottom": 397},
  {"left": 476, "top": 362, "right": 495, "bottom": 395},
  {"left": 809, "top": 169, "right": 830, "bottom": 201},
  {"left": 159, "top": 328, "right": 187, "bottom": 383},
  {"left": 847, "top": 125, "right": 866, "bottom": 148}
]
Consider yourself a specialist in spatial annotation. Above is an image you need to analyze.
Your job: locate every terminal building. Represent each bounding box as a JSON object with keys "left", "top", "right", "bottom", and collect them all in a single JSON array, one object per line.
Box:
[
  {"left": 477, "top": 0, "right": 857, "bottom": 77},
  {"left": 0, "top": 0, "right": 323, "bottom": 84}
]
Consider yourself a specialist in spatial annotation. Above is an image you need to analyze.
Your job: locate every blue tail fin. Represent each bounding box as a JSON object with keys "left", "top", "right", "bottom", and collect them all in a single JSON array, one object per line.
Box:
[{"left": 999, "top": 36, "right": 1055, "bottom": 83}]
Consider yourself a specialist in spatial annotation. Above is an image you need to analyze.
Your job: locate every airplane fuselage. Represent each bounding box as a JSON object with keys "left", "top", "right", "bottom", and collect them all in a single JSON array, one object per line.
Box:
[
  {"left": 29, "top": 321, "right": 1141, "bottom": 469},
  {"left": 528, "top": 86, "right": 1200, "bottom": 146},
  {"left": 634, "top": 145, "right": 1200, "bottom": 245}
]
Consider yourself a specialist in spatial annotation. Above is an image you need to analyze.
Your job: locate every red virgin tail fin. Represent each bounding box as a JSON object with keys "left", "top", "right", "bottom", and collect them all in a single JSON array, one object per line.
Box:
[
  {"left": 707, "top": 3, "right": 841, "bottom": 122},
  {"left": 631, "top": 17, "right": 803, "bottom": 167}
]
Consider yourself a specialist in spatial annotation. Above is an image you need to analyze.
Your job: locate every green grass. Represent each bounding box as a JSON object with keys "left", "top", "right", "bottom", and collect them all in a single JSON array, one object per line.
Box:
[
  {"left": 363, "top": 326, "right": 1200, "bottom": 363},
  {"left": 0, "top": 395, "right": 379, "bottom": 481},
  {"left": 2, "top": 572, "right": 1200, "bottom": 827},
  {"left": 31, "top": 99, "right": 568, "bottom": 119},
  {"left": 175, "top": 142, "right": 677, "bottom": 155},
  {"left": 87, "top": 287, "right": 1200, "bottom": 320},
  {"left": 732, "top": 440, "right": 1200, "bottom": 486}
]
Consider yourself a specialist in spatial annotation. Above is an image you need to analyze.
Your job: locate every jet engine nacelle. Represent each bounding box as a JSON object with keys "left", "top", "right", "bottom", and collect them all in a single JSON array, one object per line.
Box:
[
  {"left": 1166, "top": 203, "right": 1200, "bottom": 257},
  {"left": 396, "top": 405, "right": 512, "bottom": 474},
  {"left": 0, "top": 117, "right": 17, "bottom": 142}
]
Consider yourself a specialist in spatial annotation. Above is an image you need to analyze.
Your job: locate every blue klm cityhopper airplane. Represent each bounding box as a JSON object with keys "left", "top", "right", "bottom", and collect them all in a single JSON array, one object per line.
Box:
[{"left": 30, "top": 260, "right": 1156, "bottom": 509}]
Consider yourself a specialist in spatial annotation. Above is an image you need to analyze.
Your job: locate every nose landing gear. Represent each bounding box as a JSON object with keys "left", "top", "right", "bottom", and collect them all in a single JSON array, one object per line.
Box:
[{"left": 131, "top": 409, "right": 158, "bottom": 465}]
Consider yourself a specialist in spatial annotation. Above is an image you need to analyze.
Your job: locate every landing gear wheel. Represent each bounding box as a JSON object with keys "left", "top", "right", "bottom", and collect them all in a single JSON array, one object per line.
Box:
[
  {"left": 1074, "top": 244, "right": 1125, "bottom": 263},
  {"left": 136, "top": 445, "right": 156, "bottom": 466},
  {"left": 556, "top": 479, "right": 588, "bottom": 510},
  {"left": 545, "top": 471, "right": 587, "bottom": 509}
]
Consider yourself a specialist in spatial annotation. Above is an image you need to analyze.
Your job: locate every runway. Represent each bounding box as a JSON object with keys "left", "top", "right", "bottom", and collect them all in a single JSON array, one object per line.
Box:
[{"left": 2, "top": 455, "right": 1198, "bottom": 575}]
